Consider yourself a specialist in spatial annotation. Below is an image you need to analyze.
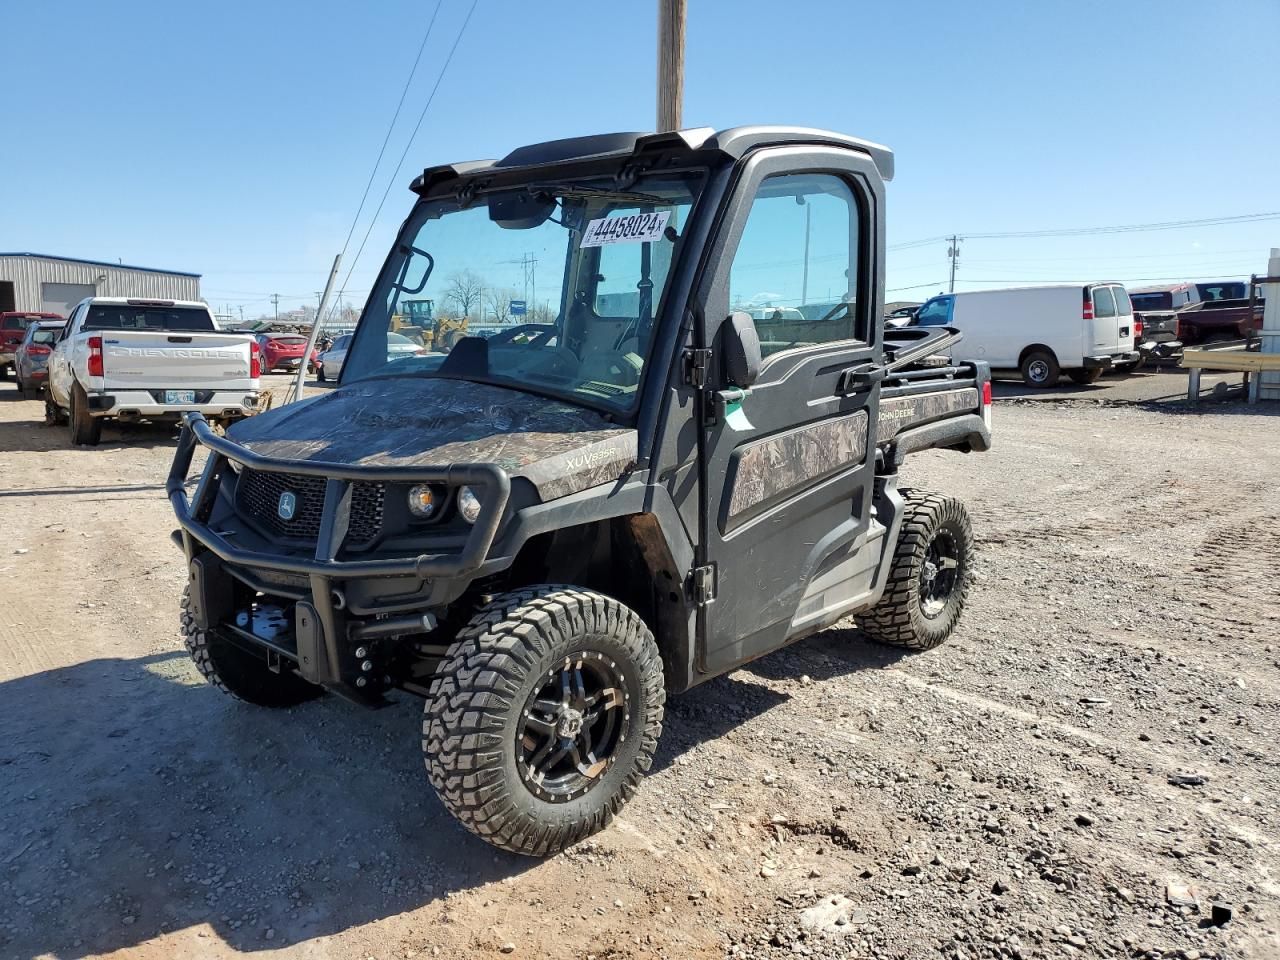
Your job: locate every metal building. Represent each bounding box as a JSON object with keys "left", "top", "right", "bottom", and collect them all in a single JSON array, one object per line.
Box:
[{"left": 0, "top": 252, "right": 202, "bottom": 317}]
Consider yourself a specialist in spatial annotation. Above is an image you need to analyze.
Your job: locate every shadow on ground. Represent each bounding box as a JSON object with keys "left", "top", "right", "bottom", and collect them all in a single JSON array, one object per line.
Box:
[{"left": 0, "top": 622, "right": 895, "bottom": 956}]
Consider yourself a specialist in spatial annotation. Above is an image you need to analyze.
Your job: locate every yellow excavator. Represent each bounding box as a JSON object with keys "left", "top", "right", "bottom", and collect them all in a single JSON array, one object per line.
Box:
[{"left": 391, "top": 299, "right": 468, "bottom": 352}]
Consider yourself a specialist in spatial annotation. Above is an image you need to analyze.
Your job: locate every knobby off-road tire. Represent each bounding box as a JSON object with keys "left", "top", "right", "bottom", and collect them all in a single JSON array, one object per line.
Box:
[
  {"left": 180, "top": 586, "right": 322, "bottom": 707},
  {"left": 69, "top": 384, "right": 102, "bottom": 446},
  {"left": 858, "top": 491, "right": 974, "bottom": 651},
  {"left": 424, "top": 586, "right": 665, "bottom": 856}
]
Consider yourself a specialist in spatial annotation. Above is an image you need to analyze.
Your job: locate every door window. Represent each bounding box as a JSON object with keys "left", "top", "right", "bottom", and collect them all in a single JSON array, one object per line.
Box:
[
  {"left": 1112, "top": 287, "right": 1131, "bottom": 316},
  {"left": 915, "top": 296, "right": 953, "bottom": 326},
  {"left": 1092, "top": 287, "right": 1116, "bottom": 318},
  {"left": 728, "top": 173, "right": 862, "bottom": 356}
]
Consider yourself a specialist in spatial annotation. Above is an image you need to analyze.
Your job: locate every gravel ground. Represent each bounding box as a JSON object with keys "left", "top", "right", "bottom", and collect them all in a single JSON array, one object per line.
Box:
[{"left": 1, "top": 371, "right": 1277, "bottom": 960}]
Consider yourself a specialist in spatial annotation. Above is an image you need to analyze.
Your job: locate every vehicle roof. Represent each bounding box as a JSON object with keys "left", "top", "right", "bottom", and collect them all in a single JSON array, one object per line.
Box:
[
  {"left": 413, "top": 125, "right": 895, "bottom": 195},
  {"left": 31, "top": 319, "right": 67, "bottom": 326},
  {"left": 1129, "top": 283, "right": 1194, "bottom": 294},
  {"left": 259, "top": 331, "right": 308, "bottom": 338},
  {"left": 944, "top": 283, "right": 1121, "bottom": 297},
  {"left": 78, "top": 296, "right": 210, "bottom": 308},
  {"left": 1, "top": 311, "right": 63, "bottom": 318}
]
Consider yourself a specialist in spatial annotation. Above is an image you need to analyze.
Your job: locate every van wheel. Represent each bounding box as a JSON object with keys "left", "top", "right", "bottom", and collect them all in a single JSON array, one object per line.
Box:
[
  {"left": 423, "top": 586, "right": 665, "bottom": 856},
  {"left": 1068, "top": 368, "right": 1103, "bottom": 385},
  {"left": 1020, "top": 350, "right": 1060, "bottom": 387},
  {"left": 69, "top": 385, "right": 103, "bottom": 446},
  {"left": 858, "top": 491, "right": 973, "bottom": 651}
]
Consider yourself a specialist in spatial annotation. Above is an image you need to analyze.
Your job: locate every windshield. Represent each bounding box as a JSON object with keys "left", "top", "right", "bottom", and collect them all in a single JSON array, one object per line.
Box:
[
  {"left": 345, "top": 172, "right": 704, "bottom": 414},
  {"left": 1130, "top": 292, "right": 1173, "bottom": 311},
  {"left": 84, "top": 304, "right": 215, "bottom": 332},
  {"left": 1196, "top": 282, "right": 1245, "bottom": 301}
]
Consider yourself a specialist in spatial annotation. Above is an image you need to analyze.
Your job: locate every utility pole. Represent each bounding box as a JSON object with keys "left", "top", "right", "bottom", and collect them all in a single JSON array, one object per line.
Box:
[
  {"left": 947, "top": 235, "right": 962, "bottom": 293},
  {"left": 657, "top": 0, "right": 686, "bottom": 131},
  {"left": 271, "top": 293, "right": 281, "bottom": 319}
]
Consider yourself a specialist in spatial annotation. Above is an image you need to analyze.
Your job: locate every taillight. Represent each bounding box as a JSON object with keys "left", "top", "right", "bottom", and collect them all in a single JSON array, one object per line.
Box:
[
  {"left": 27, "top": 345, "right": 51, "bottom": 356},
  {"left": 981, "top": 379, "right": 992, "bottom": 429},
  {"left": 1082, "top": 300, "right": 1094, "bottom": 321},
  {"left": 87, "top": 336, "right": 104, "bottom": 377},
  {"left": 1134, "top": 319, "right": 1143, "bottom": 338},
  {"left": 249, "top": 340, "right": 261, "bottom": 379}
]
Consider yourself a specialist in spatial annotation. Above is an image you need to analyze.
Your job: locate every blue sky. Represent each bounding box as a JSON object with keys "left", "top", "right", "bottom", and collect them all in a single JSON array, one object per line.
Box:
[{"left": 3, "top": 0, "right": 1277, "bottom": 319}]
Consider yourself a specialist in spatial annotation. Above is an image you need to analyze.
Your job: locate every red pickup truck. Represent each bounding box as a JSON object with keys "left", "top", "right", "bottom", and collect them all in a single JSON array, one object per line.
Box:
[
  {"left": 1174, "top": 297, "right": 1264, "bottom": 344},
  {"left": 0, "top": 311, "right": 63, "bottom": 379}
]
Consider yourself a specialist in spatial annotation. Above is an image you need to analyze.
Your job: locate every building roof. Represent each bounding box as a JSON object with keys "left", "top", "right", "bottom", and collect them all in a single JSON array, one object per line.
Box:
[{"left": 0, "top": 251, "right": 200, "bottom": 278}]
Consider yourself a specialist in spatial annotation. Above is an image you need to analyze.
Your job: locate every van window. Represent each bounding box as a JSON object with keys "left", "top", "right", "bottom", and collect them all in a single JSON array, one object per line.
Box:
[
  {"left": 915, "top": 297, "right": 953, "bottom": 326},
  {"left": 1092, "top": 287, "right": 1116, "bottom": 319},
  {"left": 1112, "top": 287, "right": 1131, "bottom": 316}
]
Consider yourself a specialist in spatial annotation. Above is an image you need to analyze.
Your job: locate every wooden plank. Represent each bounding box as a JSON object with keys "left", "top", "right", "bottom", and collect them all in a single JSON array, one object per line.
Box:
[{"left": 1181, "top": 350, "right": 1280, "bottom": 373}]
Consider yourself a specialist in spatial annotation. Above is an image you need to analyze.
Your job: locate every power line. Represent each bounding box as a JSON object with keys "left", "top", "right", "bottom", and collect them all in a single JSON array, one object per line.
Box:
[
  {"left": 328, "top": 3, "right": 443, "bottom": 290},
  {"left": 330, "top": 0, "right": 480, "bottom": 317}
]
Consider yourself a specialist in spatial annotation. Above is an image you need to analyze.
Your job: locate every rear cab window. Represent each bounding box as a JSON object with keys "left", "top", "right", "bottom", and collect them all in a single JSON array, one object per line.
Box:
[
  {"left": 1092, "top": 287, "right": 1116, "bottom": 318},
  {"left": 31, "top": 327, "right": 62, "bottom": 345},
  {"left": 3, "top": 316, "right": 34, "bottom": 330},
  {"left": 84, "top": 304, "right": 215, "bottom": 332}
]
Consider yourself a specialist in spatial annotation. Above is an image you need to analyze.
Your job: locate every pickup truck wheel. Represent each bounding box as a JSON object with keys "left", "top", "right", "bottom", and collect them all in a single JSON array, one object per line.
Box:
[
  {"left": 69, "top": 385, "right": 103, "bottom": 446},
  {"left": 1020, "top": 350, "right": 1059, "bottom": 387},
  {"left": 1068, "top": 368, "right": 1104, "bottom": 385},
  {"left": 179, "top": 587, "right": 322, "bottom": 707},
  {"left": 45, "top": 393, "right": 67, "bottom": 425},
  {"left": 423, "top": 586, "right": 665, "bottom": 856},
  {"left": 858, "top": 492, "right": 973, "bottom": 652},
  {"left": 316, "top": 365, "right": 327, "bottom": 382}
]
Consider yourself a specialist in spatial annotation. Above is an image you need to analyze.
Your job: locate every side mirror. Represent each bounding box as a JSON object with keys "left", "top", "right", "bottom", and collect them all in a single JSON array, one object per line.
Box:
[{"left": 721, "top": 311, "right": 761, "bottom": 388}]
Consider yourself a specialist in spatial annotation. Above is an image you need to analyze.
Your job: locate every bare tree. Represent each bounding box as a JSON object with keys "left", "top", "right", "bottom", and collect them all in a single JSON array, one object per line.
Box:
[
  {"left": 484, "top": 287, "right": 520, "bottom": 325},
  {"left": 445, "top": 270, "right": 484, "bottom": 319}
]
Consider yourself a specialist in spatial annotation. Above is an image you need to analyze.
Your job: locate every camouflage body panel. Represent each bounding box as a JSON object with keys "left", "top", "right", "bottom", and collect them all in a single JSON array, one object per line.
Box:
[
  {"left": 724, "top": 410, "right": 869, "bottom": 527},
  {"left": 228, "top": 378, "right": 636, "bottom": 501},
  {"left": 876, "top": 388, "right": 979, "bottom": 444}
]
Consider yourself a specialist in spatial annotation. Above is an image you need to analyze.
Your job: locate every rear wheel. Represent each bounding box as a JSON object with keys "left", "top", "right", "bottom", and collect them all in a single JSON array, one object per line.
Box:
[
  {"left": 69, "top": 384, "right": 102, "bottom": 446},
  {"left": 316, "top": 364, "right": 327, "bottom": 382},
  {"left": 859, "top": 491, "right": 974, "bottom": 651},
  {"left": 180, "top": 587, "right": 322, "bottom": 707},
  {"left": 1068, "top": 367, "right": 1104, "bottom": 385},
  {"left": 1019, "top": 350, "right": 1059, "bottom": 388},
  {"left": 424, "top": 586, "right": 665, "bottom": 856}
]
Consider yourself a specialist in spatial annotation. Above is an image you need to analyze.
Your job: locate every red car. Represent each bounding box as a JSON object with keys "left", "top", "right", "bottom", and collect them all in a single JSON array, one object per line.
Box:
[
  {"left": 256, "top": 333, "right": 319, "bottom": 373},
  {"left": 1, "top": 311, "right": 62, "bottom": 379}
]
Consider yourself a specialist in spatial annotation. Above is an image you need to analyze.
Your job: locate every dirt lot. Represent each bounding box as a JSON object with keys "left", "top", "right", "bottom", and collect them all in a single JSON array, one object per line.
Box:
[{"left": 1, "top": 370, "right": 1278, "bottom": 960}]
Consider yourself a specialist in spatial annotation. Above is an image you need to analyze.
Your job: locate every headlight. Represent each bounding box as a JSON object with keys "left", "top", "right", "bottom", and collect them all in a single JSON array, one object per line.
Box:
[
  {"left": 407, "top": 484, "right": 440, "bottom": 519},
  {"left": 456, "top": 485, "right": 482, "bottom": 524}
]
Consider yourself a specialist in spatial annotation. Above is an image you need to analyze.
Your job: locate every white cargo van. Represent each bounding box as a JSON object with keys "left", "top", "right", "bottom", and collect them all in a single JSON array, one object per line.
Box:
[{"left": 915, "top": 284, "right": 1137, "bottom": 386}]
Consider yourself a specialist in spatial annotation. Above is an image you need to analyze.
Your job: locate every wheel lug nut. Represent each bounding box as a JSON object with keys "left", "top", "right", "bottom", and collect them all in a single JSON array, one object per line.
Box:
[
  {"left": 361, "top": 660, "right": 373, "bottom": 672},
  {"left": 355, "top": 646, "right": 368, "bottom": 658}
]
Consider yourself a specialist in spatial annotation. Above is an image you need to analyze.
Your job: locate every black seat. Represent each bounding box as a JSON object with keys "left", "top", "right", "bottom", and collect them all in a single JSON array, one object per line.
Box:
[{"left": 438, "top": 336, "right": 488, "bottom": 377}]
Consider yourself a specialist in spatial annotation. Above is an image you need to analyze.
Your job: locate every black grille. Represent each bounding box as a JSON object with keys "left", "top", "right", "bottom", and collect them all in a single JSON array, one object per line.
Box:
[{"left": 236, "top": 468, "right": 385, "bottom": 547}]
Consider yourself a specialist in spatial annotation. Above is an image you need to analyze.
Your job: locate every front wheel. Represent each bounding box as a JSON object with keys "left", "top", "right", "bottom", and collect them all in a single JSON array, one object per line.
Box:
[
  {"left": 858, "top": 491, "right": 974, "bottom": 651},
  {"left": 424, "top": 586, "right": 665, "bottom": 856},
  {"left": 1020, "top": 350, "right": 1060, "bottom": 388},
  {"left": 45, "top": 392, "right": 67, "bottom": 425},
  {"left": 180, "top": 587, "right": 323, "bottom": 707},
  {"left": 316, "top": 365, "right": 327, "bottom": 382}
]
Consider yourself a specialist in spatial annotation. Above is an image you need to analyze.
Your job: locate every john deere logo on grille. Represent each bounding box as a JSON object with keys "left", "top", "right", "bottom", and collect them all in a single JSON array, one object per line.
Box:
[{"left": 277, "top": 491, "right": 298, "bottom": 521}]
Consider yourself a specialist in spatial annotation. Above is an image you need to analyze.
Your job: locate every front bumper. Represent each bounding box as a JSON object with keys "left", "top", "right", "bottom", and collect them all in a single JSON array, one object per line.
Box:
[
  {"left": 169, "top": 414, "right": 510, "bottom": 688},
  {"left": 89, "top": 389, "right": 259, "bottom": 419}
]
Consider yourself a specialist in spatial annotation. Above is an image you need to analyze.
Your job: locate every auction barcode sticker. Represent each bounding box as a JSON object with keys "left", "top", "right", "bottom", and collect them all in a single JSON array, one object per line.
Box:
[{"left": 580, "top": 211, "right": 671, "bottom": 247}]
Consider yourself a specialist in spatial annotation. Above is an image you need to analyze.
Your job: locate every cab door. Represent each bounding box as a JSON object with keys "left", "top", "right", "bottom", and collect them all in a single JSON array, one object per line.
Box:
[{"left": 694, "top": 146, "right": 885, "bottom": 676}]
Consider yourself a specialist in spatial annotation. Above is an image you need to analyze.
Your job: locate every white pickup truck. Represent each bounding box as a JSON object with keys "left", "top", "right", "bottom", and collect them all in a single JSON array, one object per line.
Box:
[{"left": 46, "top": 297, "right": 261, "bottom": 446}]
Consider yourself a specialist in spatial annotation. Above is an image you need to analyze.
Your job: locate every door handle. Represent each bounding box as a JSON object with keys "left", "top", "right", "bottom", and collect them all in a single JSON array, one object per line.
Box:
[{"left": 838, "top": 364, "right": 885, "bottom": 394}]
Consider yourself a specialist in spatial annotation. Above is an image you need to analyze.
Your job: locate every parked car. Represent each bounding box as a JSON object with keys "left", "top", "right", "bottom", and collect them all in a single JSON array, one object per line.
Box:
[
  {"left": 1127, "top": 286, "right": 1186, "bottom": 366},
  {"left": 1129, "top": 280, "right": 1261, "bottom": 347},
  {"left": 315, "top": 331, "right": 424, "bottom": 381},
  {"left": 916, "top": 283, "right": 1137, "bottom": 386},
  {"left": 0, "top": 311, "right": 62, "bottom": 380},
  {"left": 13, "top": 320, "right": 66, "bottom": 398},
  {"left": 256, "top": 333, "right": 318, "bottom": 373},
  {"left": 46, "top": 297, "right": 261, "bottom": 446}
]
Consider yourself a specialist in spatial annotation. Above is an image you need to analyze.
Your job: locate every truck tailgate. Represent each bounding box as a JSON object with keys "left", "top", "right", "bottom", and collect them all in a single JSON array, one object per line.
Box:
[{"left": 101, "top": 332, "right": 255, "bottom": 391}]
